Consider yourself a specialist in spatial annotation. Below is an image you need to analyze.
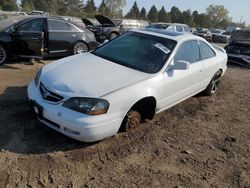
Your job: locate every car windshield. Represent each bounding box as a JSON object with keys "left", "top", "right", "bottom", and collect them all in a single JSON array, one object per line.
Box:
[{"left": 93, "top": 32, "right": 177, "bottom": 73}]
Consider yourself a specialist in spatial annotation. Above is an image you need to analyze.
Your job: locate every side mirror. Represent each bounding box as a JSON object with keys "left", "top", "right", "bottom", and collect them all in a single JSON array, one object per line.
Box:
[{"left": 173, "top": 60, "right": 190, "bottom": 70}]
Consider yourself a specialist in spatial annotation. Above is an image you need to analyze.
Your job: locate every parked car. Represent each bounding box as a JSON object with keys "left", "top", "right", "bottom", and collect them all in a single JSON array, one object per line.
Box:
[
  {"left": 83, "top": 15, "right": 148, "bottom": 42},
  {"left": 145, "top": 23, "right": 191, "bottom": 33},
  {"left": 209, "top": 28, "right": 225, "bottom": 42},
  {"left": 224, "top": 29, "right": 250, "bottom": 67},
  {"left": 213, "top": 31, "right": 231, "bottom": 43},
  {"left": 29, "top": 10, "right": 49, "bottom": 15},
  {"left": 194, "top": 29, "right": 212, "bottom": 42},
  {"left": 0, "top": 16, "right": 97, "bottom": 65},
  {"left": 27, "top": 29, "right": 227, "bottom": 142}
]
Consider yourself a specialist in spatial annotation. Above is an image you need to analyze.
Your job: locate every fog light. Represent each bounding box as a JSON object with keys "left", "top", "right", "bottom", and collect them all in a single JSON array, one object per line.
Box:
[{"left": 64, "top": 127, "right": 80, "bottom": 135}]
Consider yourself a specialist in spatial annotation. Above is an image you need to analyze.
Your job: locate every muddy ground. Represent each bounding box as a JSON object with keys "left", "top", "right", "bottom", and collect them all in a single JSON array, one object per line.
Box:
[{"left": 0, "top": 61, "right": 249, "bottom": 188}]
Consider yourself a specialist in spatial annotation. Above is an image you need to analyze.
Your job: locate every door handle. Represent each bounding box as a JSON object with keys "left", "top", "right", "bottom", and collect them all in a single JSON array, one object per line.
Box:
[
  {"left": 69, "top": 34, "right": 76, "bottom": 37},
  {"left": 32, "top": 37, "right": 39, "bottom": 40}
]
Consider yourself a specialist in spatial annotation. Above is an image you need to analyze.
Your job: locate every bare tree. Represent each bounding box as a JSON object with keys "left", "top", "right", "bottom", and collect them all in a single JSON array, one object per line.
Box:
[{"left": 104, "top": 0, "right": 125, "bottom": 18}]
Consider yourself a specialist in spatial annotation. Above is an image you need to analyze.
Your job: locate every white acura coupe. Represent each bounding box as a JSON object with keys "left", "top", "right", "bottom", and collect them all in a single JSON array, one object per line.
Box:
[{"left": 27, "top": 29, "right": 227, "bottom": 142}]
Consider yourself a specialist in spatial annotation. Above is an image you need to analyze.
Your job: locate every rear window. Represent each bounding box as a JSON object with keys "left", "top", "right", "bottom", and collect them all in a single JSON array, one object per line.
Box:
[{"left": 199, "top": 41, "right": 215, "bottom": 60}]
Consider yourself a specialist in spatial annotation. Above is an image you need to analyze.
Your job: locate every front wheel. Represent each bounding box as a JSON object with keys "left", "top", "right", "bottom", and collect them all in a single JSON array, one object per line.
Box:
[
  {"left": 109, "top": 33, "right": 118, "bottom": 40},
  {"left": 203, "top": 70, "right": 222, "bottom": 96},
  {"left": 121, "top": 110, "right": 141, "bottom": 132},
  {"left": 73, "top": 42, "right": 88, "bottom": 55},
  {"left": 0, "top": 44, "right": 8, "bottom": 65}
]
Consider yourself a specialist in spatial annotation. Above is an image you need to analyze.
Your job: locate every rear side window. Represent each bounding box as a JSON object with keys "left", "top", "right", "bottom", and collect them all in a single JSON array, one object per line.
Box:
[
  {"left": 174, "top": 40, "right": 200, "bottom": 63},
  {"left": 184, "top": 26, "right": 191, "bottom": 32},
  {"left": 176, "top": 25, "right": 183, "bottom": 32},
  {"left": 16, "top": 19, "right": 44, "bottom": 32},
  {"left": 199, "top": 41, "right": 215, "bottom": 59},
  {"left": 48, "top": 20, "right": 78, "bottom": 32}
]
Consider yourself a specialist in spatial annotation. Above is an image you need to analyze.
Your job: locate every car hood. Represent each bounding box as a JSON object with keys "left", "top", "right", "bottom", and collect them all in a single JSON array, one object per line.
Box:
[
  {"left": 94, "top": 15, "right": 116, "bottom": 26},
  {"left": 40, "top": 53, "right": 151, "bottom": 98},
  {"left": 82, "top": 18, "right": 94, "bottom": 26},
  {"left": 231, "top": 30, "right": 250, "bottom": 44}
]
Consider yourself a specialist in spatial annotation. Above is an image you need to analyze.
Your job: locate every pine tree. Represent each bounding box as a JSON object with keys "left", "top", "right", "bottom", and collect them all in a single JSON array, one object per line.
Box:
[
  {"left": 125, "top": 1, "right": 139, "bottom": 19},
  {"left": 170, "top": 6, "right": 181, "bottom": 23},
  {"left": 97, "top": 0, "right": 110, "bottom": 17},
  {"left": 147, "top": 5, "right": 158, "bottom": 22},
  {"left": 158, "top": 6, "right": 167, "bottom": 22},
  {"left": 0, "top": 0, "right": 19, "bottom": 11},
  {"left": 139, "top": 7, "right": 147, "bottom": 20},
  {"left": 84, "top": 0, "right": 96, "bottom": 18}
]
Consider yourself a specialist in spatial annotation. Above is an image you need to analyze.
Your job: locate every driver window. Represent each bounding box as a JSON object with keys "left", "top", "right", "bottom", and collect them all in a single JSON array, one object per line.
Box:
[
  {"left": 174, "top": 40, "right": 200, "bottom": 63},
  {"left": 16, "top": 19, "right": 44, "bottom": 32}
]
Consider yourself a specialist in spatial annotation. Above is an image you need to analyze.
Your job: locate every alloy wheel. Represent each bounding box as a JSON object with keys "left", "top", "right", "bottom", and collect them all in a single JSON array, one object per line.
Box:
[
  {"left": 73, "top": 42, "right": 88, "bottom": 55},
  {"left": 211, "top": 71, "right": 222, "bottom": 94},
  {"left": 0, "top": 46, "right": 6, "bottom": 65}
]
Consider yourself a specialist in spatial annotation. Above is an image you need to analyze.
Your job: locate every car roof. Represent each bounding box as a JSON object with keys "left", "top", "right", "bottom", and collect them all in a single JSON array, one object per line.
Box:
[{"left": 133, "top": 28, "right": 200, "bottom": 42}]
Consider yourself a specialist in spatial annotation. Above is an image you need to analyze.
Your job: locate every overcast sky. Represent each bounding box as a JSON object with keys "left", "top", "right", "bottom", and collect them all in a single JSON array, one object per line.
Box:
[{"left": 17, "top": 0, "right": 250, "bottom": 24}]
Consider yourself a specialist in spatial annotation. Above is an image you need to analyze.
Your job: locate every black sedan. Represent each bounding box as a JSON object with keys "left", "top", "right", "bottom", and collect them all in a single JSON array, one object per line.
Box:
[{"left": 0, "top": 16, "right": 97, "bottom": 65}]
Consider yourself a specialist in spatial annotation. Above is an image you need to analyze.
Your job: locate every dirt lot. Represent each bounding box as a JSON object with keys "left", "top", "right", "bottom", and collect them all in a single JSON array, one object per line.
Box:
[{"left": 0, "top": 61, "right": 249, "bottom": 188}]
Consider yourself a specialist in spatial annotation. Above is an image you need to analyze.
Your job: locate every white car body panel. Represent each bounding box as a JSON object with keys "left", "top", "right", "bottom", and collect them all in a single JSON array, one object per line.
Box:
[{"left": 27, "top": 30, "right": 227, "bottom": 142}]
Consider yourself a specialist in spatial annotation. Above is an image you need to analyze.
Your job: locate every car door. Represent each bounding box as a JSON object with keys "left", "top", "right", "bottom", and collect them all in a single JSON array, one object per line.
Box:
[
  {"left": 47, "top": 19, "right": 82, "bottom": 56},
  {"left": 158, "top": 40, "right": 204, "bottom": 110},
  {"left": 11, "top": 18, "right": 45, "bottom": 58}
]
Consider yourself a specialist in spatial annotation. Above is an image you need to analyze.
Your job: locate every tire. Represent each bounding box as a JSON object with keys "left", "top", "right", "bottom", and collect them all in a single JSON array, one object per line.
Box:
[
  {"left": 73, "top": 42, "right": 88, "bottom": 55},
  {"left": 0, "top": 44, "right": 7, "bottom": 65},
  {"left": 109, "top": 32, "right": 118, "bottom": 40},
  {"left": 203, "top": 70, "right": 222, "bottom": 96},
  {"left": 120, "top": 110, "right": 141, "bottom": 132}
]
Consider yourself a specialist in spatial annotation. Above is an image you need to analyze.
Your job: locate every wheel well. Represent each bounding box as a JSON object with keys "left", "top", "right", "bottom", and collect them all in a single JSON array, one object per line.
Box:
[{"left": 130, "top": 97, "right": 157, "bottom": 120}]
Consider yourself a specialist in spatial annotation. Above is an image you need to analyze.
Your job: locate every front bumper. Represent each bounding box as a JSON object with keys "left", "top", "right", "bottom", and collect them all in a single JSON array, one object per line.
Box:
[{"left": 27, "top": 81, "right": 122, "bottom": 142}]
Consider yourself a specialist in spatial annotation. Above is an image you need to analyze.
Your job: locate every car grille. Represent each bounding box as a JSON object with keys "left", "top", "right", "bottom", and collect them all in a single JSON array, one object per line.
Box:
[{"left": 39, "top": 83, "right": 64, "bottom": 103}]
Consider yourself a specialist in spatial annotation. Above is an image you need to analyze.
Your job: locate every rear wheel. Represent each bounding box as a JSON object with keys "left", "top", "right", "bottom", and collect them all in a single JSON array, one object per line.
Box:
[
  {"left": 203, "top": 70, "right": 222, "bottom": 96},
  {"left": 73, "top": 42, "right": 88, "bottom": 55},
  {"left": 121, "top": 110, "right": 141, "bottom": 132},
  {"left": 0, "top": 44, "right": 7, "bottom": 65}
]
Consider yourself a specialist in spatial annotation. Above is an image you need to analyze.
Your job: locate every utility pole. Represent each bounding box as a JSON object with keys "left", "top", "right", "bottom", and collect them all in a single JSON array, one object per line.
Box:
[{"left": 240, "top": 14, "right": 243, "bottom": 24}]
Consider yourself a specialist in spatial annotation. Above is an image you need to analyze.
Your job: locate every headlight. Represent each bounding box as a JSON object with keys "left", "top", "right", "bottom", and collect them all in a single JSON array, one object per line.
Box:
[
  {"left": 34, "top": 68, "right": 42, "bottom": 86},
  {"left": 63, "top": 97, "right": 109, "bottom": 115}
]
